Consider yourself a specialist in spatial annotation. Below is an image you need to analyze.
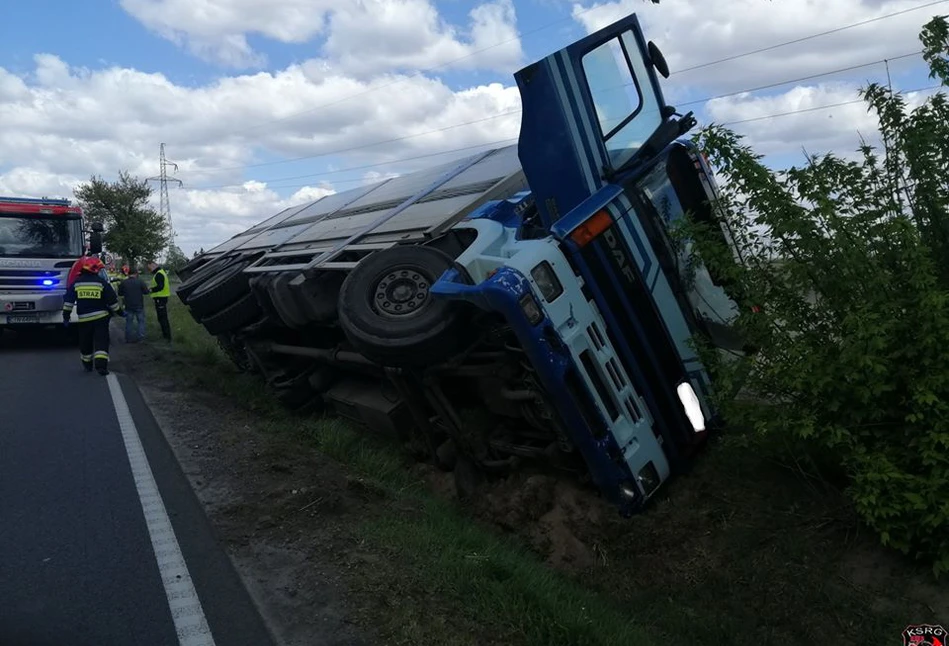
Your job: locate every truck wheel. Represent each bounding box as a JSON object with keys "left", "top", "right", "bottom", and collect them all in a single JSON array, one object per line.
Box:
[
  {"left": 176, "top": 255, "right": 234, "bottom": 302},
  {"left": 202, "top": 292, "right": 262, "bottom": 336},
  {"left": 337, "top": 246, "right": 463, "bottom": 367},
  {"left": 186, "top": 260, "right": 252, "bottom": 318},
  {"left": 177, "top": 255, "right": 215, "bottom": 282}
]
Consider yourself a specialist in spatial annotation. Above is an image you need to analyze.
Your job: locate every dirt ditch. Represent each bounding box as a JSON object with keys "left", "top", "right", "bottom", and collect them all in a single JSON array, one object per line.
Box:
[{"left": 109, "top": 326, "right": 948, "bottom": 645}]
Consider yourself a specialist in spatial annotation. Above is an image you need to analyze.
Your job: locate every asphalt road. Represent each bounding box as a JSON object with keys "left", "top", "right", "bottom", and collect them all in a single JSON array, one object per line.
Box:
[{"left": 0, "top": 332, "right": 275, "bottom": 646}]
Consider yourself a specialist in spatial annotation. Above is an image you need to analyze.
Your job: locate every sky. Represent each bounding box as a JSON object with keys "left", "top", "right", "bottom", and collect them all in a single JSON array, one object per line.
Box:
[{"left": 0, "top": 0, "right": 945, "bottom": 257}]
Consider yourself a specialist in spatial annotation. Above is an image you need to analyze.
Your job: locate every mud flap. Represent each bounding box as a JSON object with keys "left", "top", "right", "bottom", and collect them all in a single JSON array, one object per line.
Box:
[
  {"left": 268, "top": 272, "right": 310, "bottom": 329},
  {"left": 288, "top": 270, "right": 344, "bottom": 324}
]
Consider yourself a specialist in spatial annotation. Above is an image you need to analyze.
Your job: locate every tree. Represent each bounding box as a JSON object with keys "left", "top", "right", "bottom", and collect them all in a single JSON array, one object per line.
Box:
[
  {"left": 74, "top": 171, "right": 170, "bottom": 265},
  {"left": 165, "top": 244, "right": 189, "bottom": 274},
  {"left": 680, "top": 15, "right": 949, "bottom": 576}
]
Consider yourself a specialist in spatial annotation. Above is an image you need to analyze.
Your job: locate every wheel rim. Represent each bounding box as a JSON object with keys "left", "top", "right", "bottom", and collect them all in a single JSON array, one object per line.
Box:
[{"left": 372, "top": 265, "right": 431, "bottom": 318}]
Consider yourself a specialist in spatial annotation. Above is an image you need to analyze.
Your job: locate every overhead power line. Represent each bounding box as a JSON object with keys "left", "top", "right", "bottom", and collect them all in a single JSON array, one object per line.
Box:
[
  {"left": 193, "top": 83, "right": 943, "bottom": 193},
  {"left": 678, "top": 50, "right": 922, "bottom": 107},
  {"left": 190, "top": 109, "right": 523, "bottom": 174},
  {"left": 674, "top": 0, "right": 949, "bottom": 74},
  {"left": 719, "top": 83, "right": 942, "bottom": 125},
  {"left": 179, "top": 0, "right": 944, "bottom": 144},
  {"left": 183, "top": 50, "right": 925, "bottom": 179}
]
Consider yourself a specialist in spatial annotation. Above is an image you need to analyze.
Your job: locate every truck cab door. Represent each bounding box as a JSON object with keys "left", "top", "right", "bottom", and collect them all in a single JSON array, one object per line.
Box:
[
  {"left": 514, "top": 11, "right": 691, "bottom": 227},
  {"left": 514, "top": 13, "right": 716, "bottom": 457}
]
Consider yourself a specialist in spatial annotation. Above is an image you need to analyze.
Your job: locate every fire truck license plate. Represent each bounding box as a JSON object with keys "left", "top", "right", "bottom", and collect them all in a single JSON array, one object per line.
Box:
[{"left": 6, "top": 314, "right": 39, "bottom": 324}]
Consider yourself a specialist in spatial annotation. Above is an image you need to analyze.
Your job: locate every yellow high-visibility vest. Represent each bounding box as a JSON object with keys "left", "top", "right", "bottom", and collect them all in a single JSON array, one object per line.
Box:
[{"left": 150, "top": 268, "right": 171, "bottom": 298}]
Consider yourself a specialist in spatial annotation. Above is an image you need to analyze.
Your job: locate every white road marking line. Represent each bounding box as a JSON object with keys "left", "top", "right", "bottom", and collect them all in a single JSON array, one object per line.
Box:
[{"left": 106, "top": 374, "right": 217, "bottom": 646}]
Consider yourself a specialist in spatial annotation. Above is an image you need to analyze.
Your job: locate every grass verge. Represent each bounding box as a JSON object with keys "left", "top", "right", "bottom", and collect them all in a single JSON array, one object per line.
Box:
[{"left": 136, "top": 294, "right": 942, "bottom": 646}]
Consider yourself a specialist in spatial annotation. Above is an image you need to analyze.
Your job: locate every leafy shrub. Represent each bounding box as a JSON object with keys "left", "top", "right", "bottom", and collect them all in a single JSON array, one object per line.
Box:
[{"left": 679, "top": 16, "right": 949, "bottom": 576}]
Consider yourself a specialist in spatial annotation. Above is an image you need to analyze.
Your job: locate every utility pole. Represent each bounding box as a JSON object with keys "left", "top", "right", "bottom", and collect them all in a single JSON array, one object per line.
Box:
[{"left": 147, "top": 143, "right": 183, "bottom": 261}]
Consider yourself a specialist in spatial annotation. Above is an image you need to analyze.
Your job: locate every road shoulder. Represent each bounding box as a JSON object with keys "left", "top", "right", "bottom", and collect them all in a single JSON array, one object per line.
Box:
[
  {"left": 109, "top": 334, "right": 371, "bottom": 646},
  {"left": 116, "top": 372, "right": 279, "bottom": 646}
]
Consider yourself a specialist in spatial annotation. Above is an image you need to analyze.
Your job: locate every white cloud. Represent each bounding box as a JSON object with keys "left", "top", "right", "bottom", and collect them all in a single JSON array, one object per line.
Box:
[
  {"left": 324, "top": 0, "right": 523, "bottom": 77},
  {"left": 118, "top": 0, "right": 329, "bottom": 67},
  {"left": 704, "top": 82, "right": 940, "bottom": 161},
  {"left": 4, "top": 0, "right": 943, "bottom": 260},
  {"left": 573, "top": 0, "right": 935, "bottom": 93},
  {"left": 704, "top": 83, "right": 882, "bottom": 158},
  {"left": 0, "top": 49, "right": 520, "bottom": 256},
  {"left": 0, "top": 167, "right": 82, "bottom": 202},
  {"left": 569, "top": 0, "right": 940, "bottom": 163},
  {"left": 120, "top": 0, "right": 524, "bottom": 75}
]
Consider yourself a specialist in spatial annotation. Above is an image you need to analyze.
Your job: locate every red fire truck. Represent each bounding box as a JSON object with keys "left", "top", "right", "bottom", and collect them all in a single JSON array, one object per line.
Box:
[{"left": 0, "top": 196, "right": 104, "bottom": 332}]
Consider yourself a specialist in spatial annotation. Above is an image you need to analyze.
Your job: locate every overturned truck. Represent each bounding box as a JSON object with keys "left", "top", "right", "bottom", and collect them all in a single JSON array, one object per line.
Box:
[{"left": 177, "top": 12, "right": 744, "bottom": 515}]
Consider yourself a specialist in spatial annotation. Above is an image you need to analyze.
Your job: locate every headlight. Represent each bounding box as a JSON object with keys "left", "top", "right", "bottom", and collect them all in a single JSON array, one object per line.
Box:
[
  {"left": 530, "top": 261, "right": 563, "bottom": 302},
  {"left": 676, "top": 381, "right": 706, "bottom": 432},
  {"left": 619, "top": 482, "right": 640, "bottom": 500},
  {"left": 638, "top": 461, "right": 661, "bottom": 496},
  {"left": 518, "top": 292, "right": 543, "bottom": 325}
]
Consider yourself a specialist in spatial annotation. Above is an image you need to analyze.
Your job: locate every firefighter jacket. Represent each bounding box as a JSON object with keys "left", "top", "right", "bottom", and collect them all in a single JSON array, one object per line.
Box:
[{"left": 63, "top": 273, "right": 122, "bottom": 323}]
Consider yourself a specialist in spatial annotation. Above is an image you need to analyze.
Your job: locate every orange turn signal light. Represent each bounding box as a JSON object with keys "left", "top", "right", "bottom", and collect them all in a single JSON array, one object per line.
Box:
[{"left": 569, "top": 209, "right": 613, "bottom": 248}]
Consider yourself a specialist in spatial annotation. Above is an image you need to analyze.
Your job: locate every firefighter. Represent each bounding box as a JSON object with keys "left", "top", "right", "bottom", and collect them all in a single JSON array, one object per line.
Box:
[{"left": 62, "top": 256, "right": 124, "bottom": 375}]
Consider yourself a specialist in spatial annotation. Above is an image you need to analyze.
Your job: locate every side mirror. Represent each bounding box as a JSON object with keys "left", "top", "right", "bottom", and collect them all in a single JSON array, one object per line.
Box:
[
  {"left": 90, "top": 222, "right": 104, "bottom": 233},
  {"left": 89, "top": 231, "right": 103, "bottom": 254},
  {"left": 647, "top": 41, "right": 670, "bottom": 79}
]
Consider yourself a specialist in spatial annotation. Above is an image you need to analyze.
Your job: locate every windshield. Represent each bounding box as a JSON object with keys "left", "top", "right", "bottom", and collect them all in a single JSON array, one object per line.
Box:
[
  {"left": 0, "top": 214, "right": 83, "bottom": 258},
  {"left": 634, "top": 159, "right": 744, "bottom": 352}
]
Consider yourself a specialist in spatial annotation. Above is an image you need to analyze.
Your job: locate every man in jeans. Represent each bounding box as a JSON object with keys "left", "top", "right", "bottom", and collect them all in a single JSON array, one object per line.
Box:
[{"left": 117, "top": 267, "right": 150, "bottom": 342}]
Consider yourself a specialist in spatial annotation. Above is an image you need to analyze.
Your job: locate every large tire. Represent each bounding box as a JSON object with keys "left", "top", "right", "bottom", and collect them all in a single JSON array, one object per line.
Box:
[
  {"left": 186, "top": 260, "right": 252, "bottom": 318},
  {"left": 177, "top": 255, "right": 214, "bottom": 283},
  {"left": 176, "top": 255, "right": 235, "bottom": 302},
  {"left": 337, "top": 246, "right": 464, "bottom": 367},
  {"left": 201, "top": 292, "right": 262, "bottom": 335}
]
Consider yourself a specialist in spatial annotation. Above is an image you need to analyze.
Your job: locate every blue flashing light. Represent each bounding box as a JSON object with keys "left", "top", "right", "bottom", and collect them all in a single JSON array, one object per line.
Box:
[{"left": 41, "top": 279, "right": 55, "bottom": 286}]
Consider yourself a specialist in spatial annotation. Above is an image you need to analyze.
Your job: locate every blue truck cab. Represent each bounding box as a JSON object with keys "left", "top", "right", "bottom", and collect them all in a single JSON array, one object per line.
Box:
[{"left": 429, "top": 14, "right": 743, "bottom": 512}]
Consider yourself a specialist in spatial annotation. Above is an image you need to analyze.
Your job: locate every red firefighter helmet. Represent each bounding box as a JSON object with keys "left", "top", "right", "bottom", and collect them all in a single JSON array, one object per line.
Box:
[{"left": 81, "top": 256, "right": 105, "bottom": 274}]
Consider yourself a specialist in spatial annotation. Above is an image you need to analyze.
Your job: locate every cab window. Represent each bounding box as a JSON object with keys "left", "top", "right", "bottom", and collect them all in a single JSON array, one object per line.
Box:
[{"left": 581, "top": 31, "right": 664, "bottom": 170}]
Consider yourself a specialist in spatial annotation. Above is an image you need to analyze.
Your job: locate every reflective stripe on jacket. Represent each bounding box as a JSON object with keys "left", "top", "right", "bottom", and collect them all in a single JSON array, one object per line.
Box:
[{"left": 63, "top": 273, "right": 120, "bottom": 322}]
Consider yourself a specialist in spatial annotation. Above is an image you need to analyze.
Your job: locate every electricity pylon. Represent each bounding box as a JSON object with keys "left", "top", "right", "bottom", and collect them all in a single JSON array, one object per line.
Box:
[{"left": 147, "top": 143, "right": 183, "bottom": 261}]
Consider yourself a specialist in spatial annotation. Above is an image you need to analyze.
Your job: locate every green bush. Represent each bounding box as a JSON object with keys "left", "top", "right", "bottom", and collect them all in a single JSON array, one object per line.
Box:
[{"left": 680, "top": 16, "right": 949, "bottom": 576}]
